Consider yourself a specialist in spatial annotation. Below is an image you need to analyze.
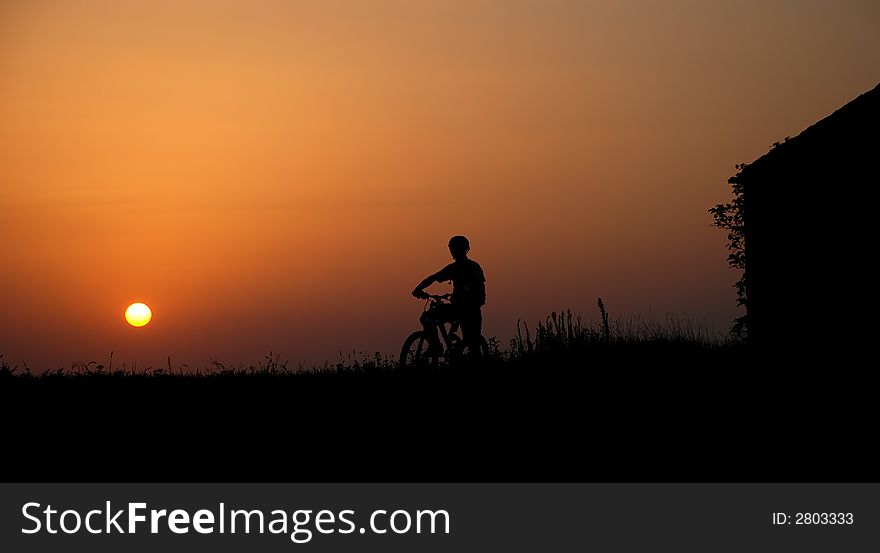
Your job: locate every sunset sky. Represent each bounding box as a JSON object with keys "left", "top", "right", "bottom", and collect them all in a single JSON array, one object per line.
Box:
[{"left": 2, "top": 0, "right": 878, "bottom": 369}]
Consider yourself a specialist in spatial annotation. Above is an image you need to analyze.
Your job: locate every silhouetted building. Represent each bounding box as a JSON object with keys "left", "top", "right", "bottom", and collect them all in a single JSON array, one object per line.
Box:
[{"left": 730, "top": 83, "right": 878, "bottom": 352}]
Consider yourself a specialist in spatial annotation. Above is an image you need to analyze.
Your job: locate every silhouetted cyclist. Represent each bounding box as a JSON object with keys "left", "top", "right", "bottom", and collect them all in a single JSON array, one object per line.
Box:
[{"left": 412, "top": 235, "right": 486, "bottom": 358}]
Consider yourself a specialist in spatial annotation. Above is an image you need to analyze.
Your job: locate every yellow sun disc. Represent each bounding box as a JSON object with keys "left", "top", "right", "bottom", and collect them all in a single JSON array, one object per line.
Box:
[{"left": 125, "top": 302, "right": 152, "bottom": 327}]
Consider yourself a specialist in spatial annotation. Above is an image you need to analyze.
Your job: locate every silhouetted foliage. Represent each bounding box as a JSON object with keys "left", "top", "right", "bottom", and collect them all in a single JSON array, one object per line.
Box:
[
  {"left": 4, "top": 302, "right": 729, "bottom": 379},
  {"left": 709, "top": 165, "right": 748, "bottom": 339},
  {"left": 598, "top": 297, "right": 611, "bottom": 343}
]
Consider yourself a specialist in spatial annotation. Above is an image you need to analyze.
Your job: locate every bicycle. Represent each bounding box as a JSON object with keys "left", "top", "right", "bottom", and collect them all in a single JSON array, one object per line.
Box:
[{"left": 399, "top": 293, "right": 490, "bottom": 369}]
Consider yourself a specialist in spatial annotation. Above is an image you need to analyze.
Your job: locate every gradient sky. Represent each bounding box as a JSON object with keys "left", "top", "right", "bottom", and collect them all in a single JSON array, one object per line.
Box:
[{"left": 2, "top": 0, "right": 878, "bottom": 369}]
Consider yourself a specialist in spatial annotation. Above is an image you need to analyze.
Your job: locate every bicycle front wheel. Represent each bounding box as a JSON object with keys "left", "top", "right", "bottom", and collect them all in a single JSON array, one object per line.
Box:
[{"left": 399, "top": 331, "right": 439, "bottom": 370}]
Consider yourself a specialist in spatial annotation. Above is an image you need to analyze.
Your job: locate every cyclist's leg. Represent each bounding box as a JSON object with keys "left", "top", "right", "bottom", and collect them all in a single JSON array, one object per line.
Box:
[
  {"left": 459, "top": 307, "right": 483, "bottom": 360},
  {"left": 419, "top": 310, "right": 442, "bottom": 354}
]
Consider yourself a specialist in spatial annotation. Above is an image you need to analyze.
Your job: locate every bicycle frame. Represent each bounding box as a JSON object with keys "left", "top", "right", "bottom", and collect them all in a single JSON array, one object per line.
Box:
[
  {"left": 435, "top": 317, "right": 460, "bottom": 354},
  {"left": 401, "top": 293, "right": 489, "bottom": 369},
  {"left": 421, "top": 295, "right": 460, "bottom": 355}
]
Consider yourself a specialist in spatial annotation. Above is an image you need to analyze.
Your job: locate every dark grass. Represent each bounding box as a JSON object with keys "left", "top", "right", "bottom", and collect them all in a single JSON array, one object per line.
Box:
[
  {"left": 0, "top": 309, "right": 873, "bottom": 482},
  {"left": 1, "top": 307, "right": 739, "bottom": 378}
]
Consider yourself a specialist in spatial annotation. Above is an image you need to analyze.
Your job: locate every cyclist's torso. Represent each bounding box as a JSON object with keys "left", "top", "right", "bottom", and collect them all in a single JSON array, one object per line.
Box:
[{"left": 436, "top": 258, "right": 486, "bottom": 308}]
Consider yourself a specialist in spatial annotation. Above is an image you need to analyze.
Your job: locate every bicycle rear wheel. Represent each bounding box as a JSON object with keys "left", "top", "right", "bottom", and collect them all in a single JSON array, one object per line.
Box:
[
  {"left": 451, "top": 335, "right": 490, "bottom": 365},
  {"left": 400, "top": 331, "right": 439, "bottom": 369}
]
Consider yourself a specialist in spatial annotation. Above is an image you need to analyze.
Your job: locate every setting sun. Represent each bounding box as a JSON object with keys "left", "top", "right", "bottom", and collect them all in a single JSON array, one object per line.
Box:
[{"left": 125, "top": 303, "right": 152, "bottom": 328}]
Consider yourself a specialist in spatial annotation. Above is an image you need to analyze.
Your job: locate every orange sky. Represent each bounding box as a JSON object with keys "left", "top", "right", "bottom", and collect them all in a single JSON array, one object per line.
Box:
[{"left": 2, "top": 0, "right": 878, "bottom": 369}]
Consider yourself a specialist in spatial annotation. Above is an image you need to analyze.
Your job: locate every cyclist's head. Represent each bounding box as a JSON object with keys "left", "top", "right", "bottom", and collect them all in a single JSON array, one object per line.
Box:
[{"left": 448, "top": 235, "right": 470, "bottom": 259}]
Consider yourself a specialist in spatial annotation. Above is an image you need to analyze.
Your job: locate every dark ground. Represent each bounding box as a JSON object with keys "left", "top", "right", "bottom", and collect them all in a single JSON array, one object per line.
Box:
[{"left": 1, "top": 343, "right": 874, "bottom": 482}]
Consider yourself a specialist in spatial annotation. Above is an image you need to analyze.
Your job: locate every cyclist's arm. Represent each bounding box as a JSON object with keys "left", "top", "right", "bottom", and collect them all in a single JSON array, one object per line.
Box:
[{"left": 412, "top": 269, "right": 447, "bottom": 298}]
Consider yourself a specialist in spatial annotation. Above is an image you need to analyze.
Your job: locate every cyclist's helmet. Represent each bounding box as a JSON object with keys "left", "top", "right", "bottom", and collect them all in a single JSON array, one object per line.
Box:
[{"left": 448, "top": 235, "right": 470, "bottom": 257}]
